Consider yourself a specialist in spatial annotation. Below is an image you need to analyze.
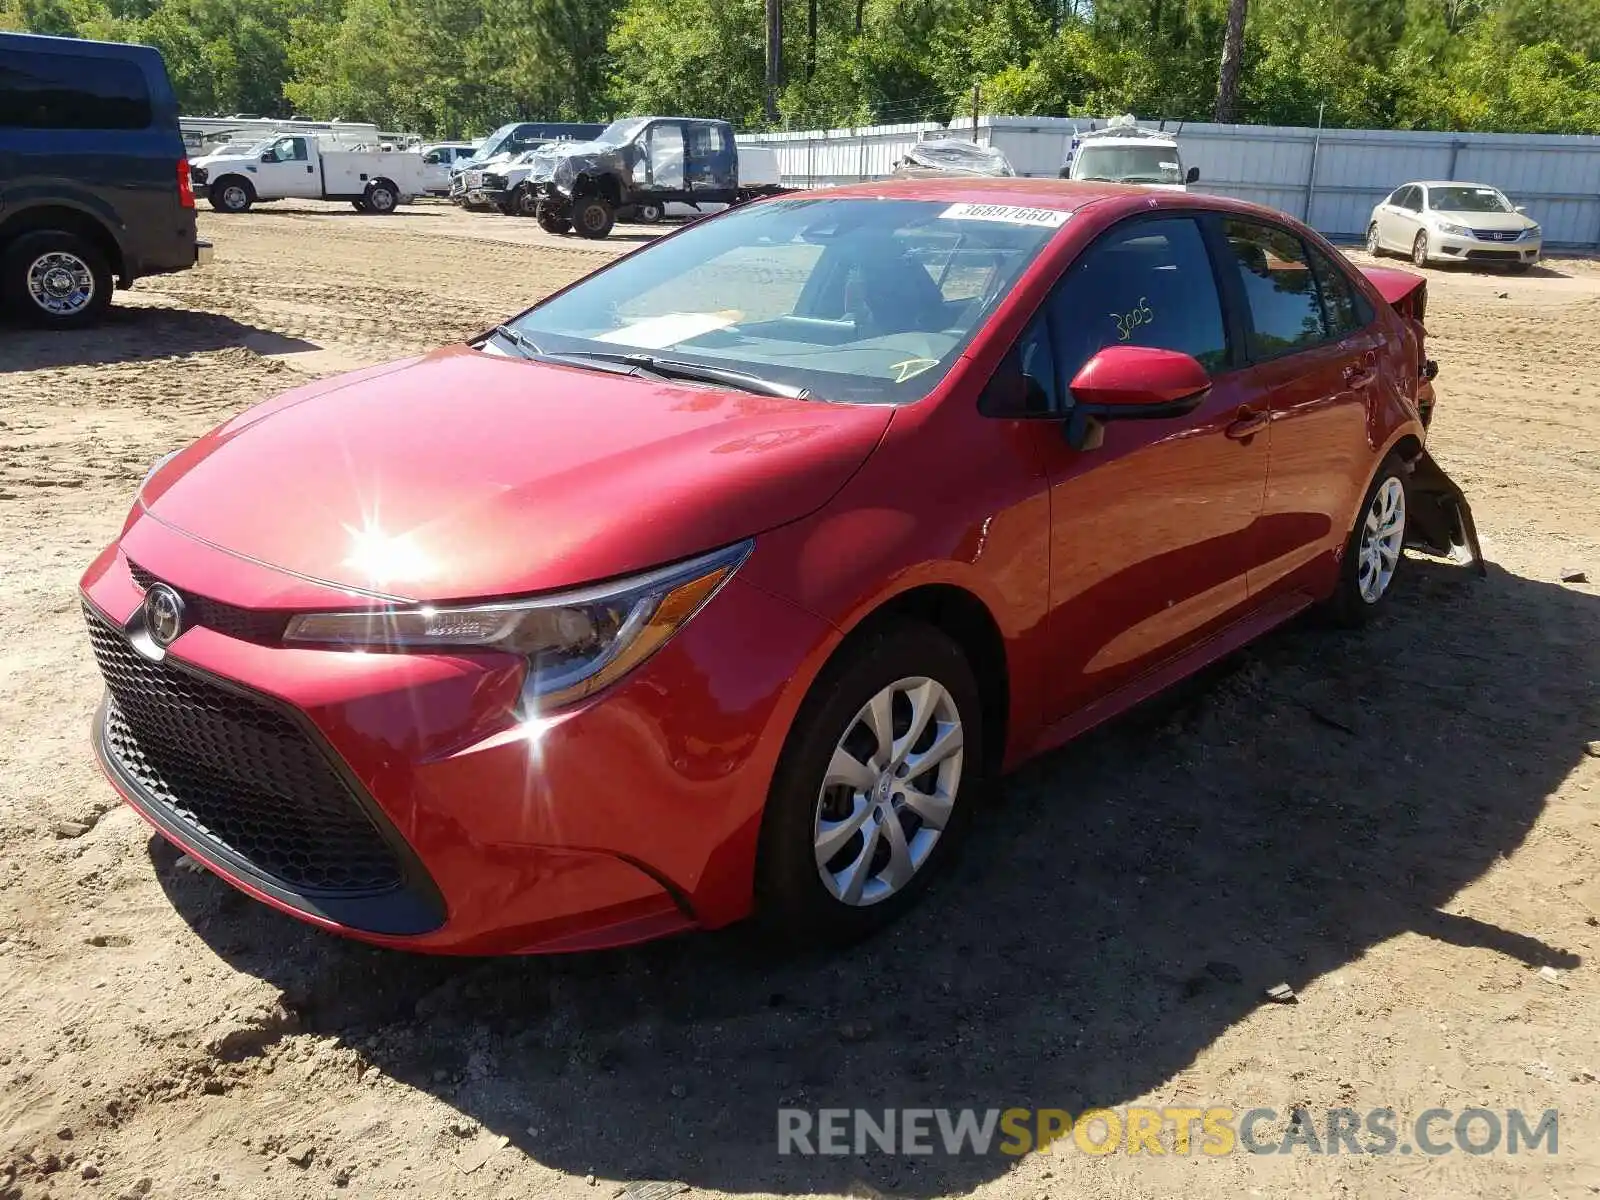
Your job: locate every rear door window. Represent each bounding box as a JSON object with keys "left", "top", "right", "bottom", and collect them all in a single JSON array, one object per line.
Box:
[
  {"left": 1308, "top": 246, "right": 1373, "bottom": 338},
  {"left": 1219, "top": 219, "right": 1327, "bottom": 360},
  {"left": 0, "top": 49, "right": 152, "bottom": 130}
]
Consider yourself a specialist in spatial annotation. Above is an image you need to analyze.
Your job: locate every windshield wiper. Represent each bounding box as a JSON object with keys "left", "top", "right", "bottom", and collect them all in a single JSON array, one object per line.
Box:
[
  {"left": 486, "top": 324, "right": 541, "bottom": 359},
  {"left": 551, "top": 350, "right": 810, "bottom": 399}
]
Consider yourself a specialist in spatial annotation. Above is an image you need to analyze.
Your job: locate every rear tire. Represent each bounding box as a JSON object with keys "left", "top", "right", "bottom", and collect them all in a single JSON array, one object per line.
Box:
[
  {"left": 537, "top": 213, "right": 571, "bottom": 235},
  {"left": 572, "top": 195, "right": 615, "bottom": 239},
  {"left": 1, "top": 230, "right": 113, "bottom": 329},
  {"left": 755, "top": 622, "right": 985, "bottom": 946},
  {"left": 634, "top": 202, "right": 664, "bottom": 224},
  {"left": 1323, "top": 452, "right": 1409, "bottom": 628},
  {"left": 351, "top": 199, "right": 369, "bottom": 212},
  {"left": 364, "top": 181, "right": 398, "bottom": 214}
]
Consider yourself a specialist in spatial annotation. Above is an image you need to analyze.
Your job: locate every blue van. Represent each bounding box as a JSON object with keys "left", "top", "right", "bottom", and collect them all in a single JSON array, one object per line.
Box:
[{"left": 0, "top": 32, "right": 210, "bottom": 328}]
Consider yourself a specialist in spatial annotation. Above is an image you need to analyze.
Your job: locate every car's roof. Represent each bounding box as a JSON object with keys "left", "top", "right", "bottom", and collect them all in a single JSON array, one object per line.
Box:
[
  {"left": 1077, "top": 136, "right": 1179, "bottom": 147},
  {"left": 0, "top": 30, "right": 164, "bottom": 61},
  {"left": 1405, "top": 180, "right": 1503, "bottom": 189},
  {"left": 799, "top": 176, "right": 1290, "bottom": 222},
  {"left": 806, "top": 177, "right": 1152, "bottom": 209}
]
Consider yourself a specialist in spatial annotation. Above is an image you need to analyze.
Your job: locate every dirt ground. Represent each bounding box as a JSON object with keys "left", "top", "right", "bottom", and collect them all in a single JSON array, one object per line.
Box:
[{"left": 2, "top": 200, "right": 1599, "bottom": 1200}]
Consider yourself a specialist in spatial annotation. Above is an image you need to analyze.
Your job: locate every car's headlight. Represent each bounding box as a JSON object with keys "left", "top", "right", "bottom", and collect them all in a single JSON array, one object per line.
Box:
[
  {"left": 1524, "top": 224, "right": 1540, "bottom": 239},
  {"left": 1434, "top": 220, "right": 1469, "bottom": 236},
  {"left": 283, "top": 540, "right": 752, "bottom": 710}
]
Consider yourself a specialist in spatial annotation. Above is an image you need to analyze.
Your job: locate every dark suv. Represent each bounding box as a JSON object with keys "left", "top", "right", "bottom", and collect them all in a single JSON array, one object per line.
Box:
[{"left": 0, "top": 32, "right": 210, "bottom": 328}]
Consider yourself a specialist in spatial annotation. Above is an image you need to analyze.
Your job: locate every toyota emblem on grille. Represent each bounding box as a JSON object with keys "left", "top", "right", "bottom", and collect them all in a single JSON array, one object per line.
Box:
[{"left": 144, "top": 583, "right": 187, "bottom": 647}]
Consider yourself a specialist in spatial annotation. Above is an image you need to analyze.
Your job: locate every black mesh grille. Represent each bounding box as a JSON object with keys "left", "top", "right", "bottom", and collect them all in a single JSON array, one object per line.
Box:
[
  {"left": 86, "top": 605, "right": 404, "bottom": 896},
  {"left": 125, "top": 560, "right": 289, "bottom": 645}
]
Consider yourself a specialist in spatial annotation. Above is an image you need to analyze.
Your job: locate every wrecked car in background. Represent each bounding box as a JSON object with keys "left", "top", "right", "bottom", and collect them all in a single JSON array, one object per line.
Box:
[
  {"left": 521, "top": 116, "right": 788, "bottom": 238},
  {"left": 893, "top": 138, "right": 1016, "bottom": 179}
]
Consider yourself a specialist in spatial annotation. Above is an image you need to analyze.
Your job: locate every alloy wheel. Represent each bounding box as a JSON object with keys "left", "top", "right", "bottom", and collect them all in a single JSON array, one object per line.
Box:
[
  {"left": 1357, "top": 476, "right": 1406, "bottom": 604},
  {"left": 26, "top": 251, "right": 95, "bottom": 317},
  {"left": 813, "top": 676, "right": 964, "bottom": 906}
]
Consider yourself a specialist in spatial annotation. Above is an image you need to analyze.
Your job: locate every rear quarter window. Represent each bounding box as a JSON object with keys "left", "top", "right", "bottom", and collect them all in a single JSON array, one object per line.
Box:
[{"left": 0, "top": 48, "right": 153, "bottom": 130}]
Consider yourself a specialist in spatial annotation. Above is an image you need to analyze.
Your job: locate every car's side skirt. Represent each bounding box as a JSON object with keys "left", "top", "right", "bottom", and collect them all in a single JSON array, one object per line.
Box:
[{"left": 1027, "top": 590, "right": 1315, "bottom": 760}]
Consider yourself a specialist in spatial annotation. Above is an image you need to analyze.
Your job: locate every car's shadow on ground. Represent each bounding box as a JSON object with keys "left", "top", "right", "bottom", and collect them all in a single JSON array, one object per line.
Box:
[
  {"left": 0, "top": 304, "right": 317, "bottom": 371},
  {"left": 155, "top": 557, "right": 1598, "bottom": 1196}
]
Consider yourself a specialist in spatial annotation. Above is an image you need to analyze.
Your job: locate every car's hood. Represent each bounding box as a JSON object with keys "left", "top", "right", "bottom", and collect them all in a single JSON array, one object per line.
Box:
[
  {"left": 194, "top": 150, "right": 252, "bottom": 170},
  {"left": 1433, "top": 210, "right": 1535, "bottom": 232},
  {"left": 456, "top": 153, "right": 511, "bottom": 174},
  {"left": 139, "top": 348, "right": 892, "bottom": 602}
]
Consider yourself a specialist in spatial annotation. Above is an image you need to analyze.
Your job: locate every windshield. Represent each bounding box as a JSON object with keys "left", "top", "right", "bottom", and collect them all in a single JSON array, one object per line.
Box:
[
  {"left": 474, "top": 123, "right": 523, "bottom": 160},
  {"left": 1074, "top": 145, "right": 1182, "bottom": 185},
  {"left": 1429, "top": 186, "right": 1514, "bottom": 213},
  {"left": 596, "top": 117, "right": 650, "bottom": 146},
  {"left": 507, "top": 197, "right": 1066, "bottom": 405}
]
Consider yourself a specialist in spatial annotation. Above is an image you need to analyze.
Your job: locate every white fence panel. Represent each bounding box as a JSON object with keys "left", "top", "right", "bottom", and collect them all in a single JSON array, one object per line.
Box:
[{"left": 740, "top": 117, "right": 1600, "bottom": 248}]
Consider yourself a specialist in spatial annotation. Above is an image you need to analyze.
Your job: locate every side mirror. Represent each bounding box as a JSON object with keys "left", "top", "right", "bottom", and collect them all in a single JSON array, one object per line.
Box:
[
  {"left": 1069, "top": 345, "right": 1210, "bottom": 411},
  {"left": 1063, "top": 346, "right": 1210, "bottom": 450},
  {"left": 1515, "top": 205, "right": 1527, "bottom": 214},
  {"left": 1185, "top": 166, "right": 1200, "bottom": 184},
  {"left": 260, "top": 153, "right": 274, "bottom": 163}
]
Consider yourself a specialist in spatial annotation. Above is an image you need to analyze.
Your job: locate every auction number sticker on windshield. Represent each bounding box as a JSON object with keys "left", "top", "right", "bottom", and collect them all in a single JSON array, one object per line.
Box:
[{"left": 939, "top": 203, "right": 1070, "bottom": 228}]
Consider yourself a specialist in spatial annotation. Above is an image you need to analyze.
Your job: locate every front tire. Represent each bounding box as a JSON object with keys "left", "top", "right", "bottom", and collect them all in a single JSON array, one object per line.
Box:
[
  {"left": 1411, "top": 231, "right": 1430, "bottom": 268},
  {"left": 1365, "top": 222, "right": 1382, "bottom": 257},
  {"left": 209, "top": 177, "right": 254, "bottom": 213},
  {"left": 1324, "top": 453, "right": 1409, "bottom": 627},
  {"left": 537, "top": 213, "right": 571, "bottom": 235},
  {"left": 2, "top": 230, "right": 113, "bottom": 328},
  {"left": 572, "top": 195, "right": 615, "bottom": 239},
  {"left": 756, "top": 622, "right": 984, "bottom": 945}
]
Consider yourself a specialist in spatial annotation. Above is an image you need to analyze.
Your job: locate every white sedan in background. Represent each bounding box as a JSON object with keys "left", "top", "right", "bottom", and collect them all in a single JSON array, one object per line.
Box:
[{"left": 1366, "top": 181, "right": 1541, "bottom": 272}]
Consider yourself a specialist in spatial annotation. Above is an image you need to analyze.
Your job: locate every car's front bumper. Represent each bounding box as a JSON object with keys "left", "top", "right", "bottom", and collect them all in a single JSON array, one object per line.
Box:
[
  {"left": 80, "top": 519, "right": 835, "bottom": 954},
  {"left": 1432, "top": 231, "right": 1541, "bottom": 263}
]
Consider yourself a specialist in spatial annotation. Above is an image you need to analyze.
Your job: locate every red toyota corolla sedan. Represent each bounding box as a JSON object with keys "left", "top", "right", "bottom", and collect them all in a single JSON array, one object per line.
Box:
[{"left": 81, "top": 179, "right": 1480, "bottom": 954}]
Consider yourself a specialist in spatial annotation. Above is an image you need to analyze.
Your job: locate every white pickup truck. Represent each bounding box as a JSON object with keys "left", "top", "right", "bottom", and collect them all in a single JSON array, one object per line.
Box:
[{"left": 189, "top": 133, "right": 427, "bottom": 214}]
